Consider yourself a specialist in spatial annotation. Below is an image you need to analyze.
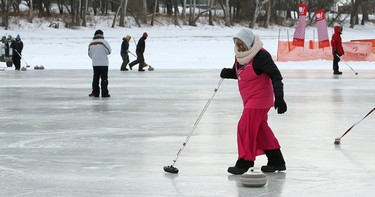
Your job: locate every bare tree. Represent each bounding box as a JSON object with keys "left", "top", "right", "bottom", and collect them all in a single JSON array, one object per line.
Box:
[
  {"left": 11, "top": 0, "right": 21, "bottom": 12},
  {"left": 189, "top": 0, "right": 196, "bottom": 26},
  {"left": 165, "top": 0, "right": 172, "bottom": 15},
  {"left": 328, "top": 3, "right": 350, "bottom": 27},
  {"left": 208, "top": 0, "right": 213, "bottom": 26},
  {"left": 57, "top": 0, "right": 65, "bottom": 14},
  {"left": 119, "top": 0, "right": 128, "bottom": 27},
  {"left": 224, "top": 0, "right": 230, "bottom": 26},
  {"left": 360, "top": 0, "right": 371, "bottom": 25},
  {"left": 1, "top": 0, "right": 373, "bottom": 30},
  {"left": 127, "top": 6, "right": 141, "bottom": 27},
  {"left": 35, "top": 0, "right": 52, "bottom": 15},
  {"left": 142, "top": 0, "right": 147, "bottom": 24},
  {"left": 1, "top": 0, "right": 14, "bottom": 29},
  {"left": 263, "top": 0, "right": 271, "bottom": 28},
  {"left": 151, "top": 0, "right": 157, "bottom": 26},
  {"left": 191, "top": 1, "right": 217, "bottom": 26},
  {"left": 112, "top": 0, "right": 124, "bottom": 28},
  {"left": 182, "top": 0, "right": 187, "bottom": 25},
  {"left": 350, "top": 0, "right": 361, "bottom": 28},
  {"left": 250, "top": 0, "right": 259, "bottom": 28},
  {"left": 82, "top": 0, "right": 88, "bottom": 26},
  {"left": 28, "top": 0, "right": 33, "bottom": 23},
  {"left": 173, "top": 0, "right": 179, "bottom": 26},
  {"left": 77, "top": 0, "right": 82, "bottom": 25}
]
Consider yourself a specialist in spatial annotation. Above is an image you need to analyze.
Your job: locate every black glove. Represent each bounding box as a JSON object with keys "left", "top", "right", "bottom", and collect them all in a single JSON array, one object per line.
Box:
[
  {"left": 274, "top": 97, "right": 287, "bottom": 114},
  {"left": 220, "top": 68, "right": 237, "bottom": 79}
]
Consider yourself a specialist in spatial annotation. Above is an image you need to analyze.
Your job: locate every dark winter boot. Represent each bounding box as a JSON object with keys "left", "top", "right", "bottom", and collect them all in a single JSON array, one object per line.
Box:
[
  {"left": 89, "top": 88, "right": 99, "bottom": 97},
  {"left": 227, "top": 158, "right": 254, "bottom": 175},
  {"left": 101, "top": 80, "right": 110, "bottom": 97},
  {"left": 129, "top": 63, "right": 134, "bottom": 70},
  {"left": 91, "top": 83, "right": 100, "bottom": 97},
  {"left": 138, "top": 63, "right": 146, "bottom": 71},
  {"left": 89, "top": 92, "right": 99, "bottom": 97},
  {"left": 261, "top": 149, "right": 286, "bottom": 172},
  {"left": 333, "top": 71, "right": 343, "bottom": 75},
  {"left": 120, "top": 64, "right": 128, "bottom": 71}
]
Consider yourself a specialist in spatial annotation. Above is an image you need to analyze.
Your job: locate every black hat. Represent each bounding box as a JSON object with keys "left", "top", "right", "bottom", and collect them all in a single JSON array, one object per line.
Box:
[{"left": 94, "top": 29, "right": 103, "bottom": 36}]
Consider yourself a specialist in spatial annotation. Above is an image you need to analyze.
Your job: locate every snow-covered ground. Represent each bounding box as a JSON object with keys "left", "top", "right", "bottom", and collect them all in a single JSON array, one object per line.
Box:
[{"left": 1, "top": 19, "right": 375, "bottom": 71}]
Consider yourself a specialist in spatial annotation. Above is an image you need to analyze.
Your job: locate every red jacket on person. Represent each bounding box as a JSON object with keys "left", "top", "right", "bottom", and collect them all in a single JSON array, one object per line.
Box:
[{"left": 331, "top": 26, "right": 344, "bottom": 55}]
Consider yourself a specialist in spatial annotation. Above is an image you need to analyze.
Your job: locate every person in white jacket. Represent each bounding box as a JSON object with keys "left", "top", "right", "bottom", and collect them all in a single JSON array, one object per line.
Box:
[{"left": 88, "top": 29, "right": 112, "bottom": 97}]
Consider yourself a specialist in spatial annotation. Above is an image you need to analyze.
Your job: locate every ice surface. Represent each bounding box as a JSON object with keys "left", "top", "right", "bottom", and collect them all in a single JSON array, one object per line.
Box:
[{"left": 0, "top": 69, "right": 375, "bottom": 196}]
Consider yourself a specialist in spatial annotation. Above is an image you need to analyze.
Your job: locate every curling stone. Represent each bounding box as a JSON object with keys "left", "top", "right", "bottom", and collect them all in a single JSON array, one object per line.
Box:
[
  {"left": 39, "top": 65, "right": 45, "bottom": 70},
  {"left": 34, "top": 65, "right": 40, "bottom": 70},
  {"left": 148, "top": 66, "right": 154, "bottom": 71},
  {"left": 21, "top": 66, "right": 27, "bottom": 71},
  {"left": 334, "top": 138, "right": 341, "bottom": 145},
  {"left": 240, "top": 170, "right": 267, "bottom": 187},
  {"left": 164, "top": 165, "right": 179, "bottom": 173}
]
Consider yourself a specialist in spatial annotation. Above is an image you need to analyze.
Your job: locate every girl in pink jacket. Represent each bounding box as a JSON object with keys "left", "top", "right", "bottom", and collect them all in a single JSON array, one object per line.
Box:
[{"left": 220, "top": 28, "right": 287, "bottom": 175}]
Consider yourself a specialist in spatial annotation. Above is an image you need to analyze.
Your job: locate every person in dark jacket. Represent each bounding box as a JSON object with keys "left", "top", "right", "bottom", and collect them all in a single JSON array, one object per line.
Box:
[
  {"left": 10, "top": 34, "right": 24, "bottom": 70},
  {"left": 120, "top": 35, "right": 131, "bottom": 71},
  {"left": 129, "top": 32, "right": 148, "bottom": 72},
  {"left": 88, "top": 29, "right": 112, "bottom": 98},
  {"left": 220, "top": 28, "right": 287, "bottom": 175},
  {"left": 331, "top": 25, "right": 345, "bottom": 75}
]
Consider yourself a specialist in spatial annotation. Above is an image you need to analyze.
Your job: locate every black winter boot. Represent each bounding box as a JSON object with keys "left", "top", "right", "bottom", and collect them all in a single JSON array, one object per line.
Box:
[
  {"left": 101, "top": 80, "right": 110, "bottom": 97},
  {"left": 261, "top": 149, "right": 286, "bottom": 172},
  {"left": 333, "top": 71, "right": 343, "bottom": 75},
  {"left": 89, "top": 92, "right": 99, "bottom": 97},
  {"left": 227, "top": 158, "right": 254, "bottom": 175}
]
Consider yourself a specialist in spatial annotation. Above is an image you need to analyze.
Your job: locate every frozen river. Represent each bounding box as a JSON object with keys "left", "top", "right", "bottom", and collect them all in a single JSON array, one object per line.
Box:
[{"left": 0, "top": 69, "right": 374, "bottom": 196}]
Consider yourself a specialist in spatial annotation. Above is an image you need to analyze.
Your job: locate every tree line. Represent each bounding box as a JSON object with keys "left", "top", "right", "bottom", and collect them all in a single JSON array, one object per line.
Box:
[{"left": 1, "top": 0, "right": 375, "bottom": 30}]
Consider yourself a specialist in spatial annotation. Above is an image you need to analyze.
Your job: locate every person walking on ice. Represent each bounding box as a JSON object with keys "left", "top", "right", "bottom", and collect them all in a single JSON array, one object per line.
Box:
[
  {"left": 88, "top": 29, "right": 112, "bottom": 98},
  {"left": 120, "top": 35, "right": 131, "bottom": 71},
  {"left": 129, "top": 32, "right": 149, "bottom": 72},
  {"left": 220, "top": 28, "right": 287, "bottom": 175}
]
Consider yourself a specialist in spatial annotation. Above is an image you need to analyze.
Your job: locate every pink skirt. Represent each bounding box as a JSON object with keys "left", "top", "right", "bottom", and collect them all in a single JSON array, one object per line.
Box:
[{"left": 237, "top": 108, "right": 281, "bottom": 161}]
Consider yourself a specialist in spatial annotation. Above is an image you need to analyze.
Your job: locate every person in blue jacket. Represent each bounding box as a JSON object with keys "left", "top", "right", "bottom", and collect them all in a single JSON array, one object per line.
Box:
[{"left": 120, "top": 35, "right": 131, "bottom": 71}]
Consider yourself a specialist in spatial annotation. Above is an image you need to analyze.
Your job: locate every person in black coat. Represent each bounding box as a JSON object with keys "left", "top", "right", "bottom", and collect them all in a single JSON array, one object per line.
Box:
[
  {"left": 129, "top": 32, "right": 148, "bottom": 72},
  {"left": 10, "top": 34, "right": 24, "bottom": 70}
]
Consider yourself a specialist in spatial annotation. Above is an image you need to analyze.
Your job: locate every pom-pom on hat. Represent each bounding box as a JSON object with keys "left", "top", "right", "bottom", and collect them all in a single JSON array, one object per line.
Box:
[{"left": 94, "top": 29, "right": 104, "bottom": 36}]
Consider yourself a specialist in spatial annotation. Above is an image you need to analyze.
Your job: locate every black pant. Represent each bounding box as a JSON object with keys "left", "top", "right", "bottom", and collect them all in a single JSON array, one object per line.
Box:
[
  {"left": 333, "top": 53, "right": 341, "bottom": 72},
  {"left": 92, "top": 66, "right": 109, "bottom": 96},
  {"left": 129, "top": 51, "right": 146, "bottom": 71},
  {"left": 12, "top": 53, "right": 21, "bottom": 70},
  {"left": 120, "top": 53, "right": 129, "bottom": 71}
]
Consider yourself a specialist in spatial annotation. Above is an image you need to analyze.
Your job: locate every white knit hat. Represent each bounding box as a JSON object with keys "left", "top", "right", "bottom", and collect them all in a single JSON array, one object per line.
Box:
[{"left": 233, "top": 28, "right": 255, "bottom": 49}]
